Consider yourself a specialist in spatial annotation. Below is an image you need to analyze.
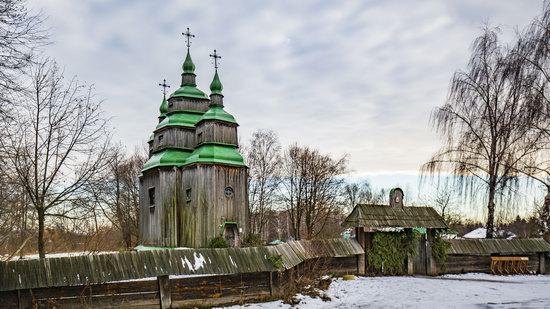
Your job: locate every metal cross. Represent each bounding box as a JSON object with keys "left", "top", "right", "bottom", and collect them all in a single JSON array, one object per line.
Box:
[
  {"left": 209, "top": 49, "right": 221, "bottom": 69},
  {"left": 158, "top": 79, "right": 170, "bottom": 96},
  {"left": 182, "top": 27, "right": 195, "bottom": 48}
]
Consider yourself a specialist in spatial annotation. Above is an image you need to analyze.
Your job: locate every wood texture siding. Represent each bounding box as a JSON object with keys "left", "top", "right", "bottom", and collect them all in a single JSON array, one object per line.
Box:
[
  {"left": 167, "top": 98, "right": 209, "bottom": 113},
  {"left": 195, "top": 121, "right": 238, "bottom": 146},
  {"left": 180, "top": 164, "right": 248, "bottom": 247},
  {"left": 154, "top": 127, "right": 195, "bottom": 150},
  {"left": 139, "top": 168, "right": 181, "bottom": 247}
]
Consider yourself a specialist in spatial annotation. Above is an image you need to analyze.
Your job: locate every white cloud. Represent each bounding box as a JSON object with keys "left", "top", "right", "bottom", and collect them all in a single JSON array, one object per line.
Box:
[{"left": 27, "top": 0, "right": 543, "bottom": 177}]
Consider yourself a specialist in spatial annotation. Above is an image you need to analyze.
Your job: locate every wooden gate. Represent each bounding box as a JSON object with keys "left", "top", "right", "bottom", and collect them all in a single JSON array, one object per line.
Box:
[{"left": 413, "top": 234, "right": 427, "bottom": 275}]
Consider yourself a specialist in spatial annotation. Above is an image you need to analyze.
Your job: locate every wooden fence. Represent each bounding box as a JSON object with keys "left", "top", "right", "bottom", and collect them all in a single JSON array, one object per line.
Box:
[
  {"left": 0, "top": 239, "right": 362, "bottom": 308},
  {"left": 0, "top": 256, "right": 357, "bottom": 308}
]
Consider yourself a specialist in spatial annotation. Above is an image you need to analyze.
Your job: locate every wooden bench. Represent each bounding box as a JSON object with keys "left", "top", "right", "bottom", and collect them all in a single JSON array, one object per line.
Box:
[{"left": 490, "top": 256, "right": 529, "bottom": 274}]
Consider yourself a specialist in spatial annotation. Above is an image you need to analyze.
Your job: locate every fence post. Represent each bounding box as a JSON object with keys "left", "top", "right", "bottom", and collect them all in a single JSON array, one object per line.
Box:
[
  {"left": 539, "top": 252, "right": 546, "bottom": 274},
  {"left": 17, "top": 289, "right": 32, "bottom": 309},
  {"left": 158, "top": 275, "right": 171, "bottom": 309}
]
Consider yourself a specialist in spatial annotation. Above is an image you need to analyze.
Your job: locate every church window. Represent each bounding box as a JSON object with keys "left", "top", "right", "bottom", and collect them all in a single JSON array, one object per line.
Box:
[
  {"left": 186, "top": 187, "right": 192, "bottom": 203},
  {"left": 224, "top": 186, "right": 234, "bottom": 198},
  {"left": 158, "top": 134, "right": 164, "bottom": 143},
  {"left": 198, "top": 132, "right": 203, "bottom": 144},
  {"left": 148, "top": 187, "right": 155, "bottom": 205},
  {"left": 148, "top": 187, "right": 155, "bottom": 212}
]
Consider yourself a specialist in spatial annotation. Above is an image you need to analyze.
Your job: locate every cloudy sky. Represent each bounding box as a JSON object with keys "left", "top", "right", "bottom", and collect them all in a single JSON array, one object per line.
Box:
[{"left": 26, "top": 0, "right": 543, "bottom": 206}]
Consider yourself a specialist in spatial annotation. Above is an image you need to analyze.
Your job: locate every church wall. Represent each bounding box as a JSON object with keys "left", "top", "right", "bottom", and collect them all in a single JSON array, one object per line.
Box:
[
  {"left": 195, "top": 121, "right": 238, "bottom": 146},
  {"left": 139, "top": 168, "right": 181, "bottom": 247},
  {"left": 179, "top": 164, "right": 248, "bottom": 248},
  {"left": 168, "top": 97, "right": 210, "bottom": 113},
  {"left": 154, "top": 127, "right": 196, "bottom": 150}
]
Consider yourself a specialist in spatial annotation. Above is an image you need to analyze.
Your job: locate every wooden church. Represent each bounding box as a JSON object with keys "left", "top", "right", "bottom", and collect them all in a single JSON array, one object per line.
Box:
[{"left": 139, "top": 30, "right": 248, "bottom": 248}]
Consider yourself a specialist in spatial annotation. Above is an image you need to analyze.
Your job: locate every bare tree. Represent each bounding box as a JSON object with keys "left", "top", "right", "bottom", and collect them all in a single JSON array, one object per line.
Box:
[
  {"left": 423, "top": 26, "right": 539, "bottom": 238},
  {"left": 90, "top": 146, "right": 145, "bottom": 248},
  {"left": 0, "top": 0, "right": 48, "bottom": 101},
  {"left": 0, "top": 58, "right": 112, "bottom": 258},
  {"left": 342, "top": 180, "right": 373, "bottom": 213},
  {"left": 508, "top": 3, "right": 550, "bottom": 236},
  {"left": 245, "top": 129, "right": 282, "bottom": 238},
  {"left": 280, "top": 144, "right": 348, "bottom": 240},
  {"left": 431, "top": 188, "right": 456, "bottom": 222}
]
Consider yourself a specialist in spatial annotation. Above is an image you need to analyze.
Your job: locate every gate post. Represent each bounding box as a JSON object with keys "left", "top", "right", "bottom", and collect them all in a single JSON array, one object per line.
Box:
[
  {"left": 356, "top": 227, "right": 366, "bottom": 275},
  {"left": 426, "top": 228, "right": 437, "bottom": 276}
]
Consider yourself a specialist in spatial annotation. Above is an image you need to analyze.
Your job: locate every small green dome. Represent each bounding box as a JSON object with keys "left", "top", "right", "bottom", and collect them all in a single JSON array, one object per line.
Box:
[
  {"left": 170, "top": 85, "right": 209, "bottom": 100},
  {"left": 141, "top": 148, "right": 192, "bottom": 172},
  {"left": 182, "top": 50, "right": 195, "bottom": 74},
  {"left": 184, "top": 143, "right": 246, "bottom": 167},
  {"left": 198, "top": 105, "right": 237, "bottom": 125},
  {"left": 159, "top": 96, "right": 168, "bottom": 116},
  {"left": 156, "top": 111, "right": 203, "bottom": 130},
  {"left": 210, "top": 70, "right": 223, "bottom": 95}
]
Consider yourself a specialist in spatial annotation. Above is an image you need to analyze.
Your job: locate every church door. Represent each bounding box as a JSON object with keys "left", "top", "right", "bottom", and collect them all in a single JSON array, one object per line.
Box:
[{"left": 223, "top": 223, "right": 239, "bottom": 247}]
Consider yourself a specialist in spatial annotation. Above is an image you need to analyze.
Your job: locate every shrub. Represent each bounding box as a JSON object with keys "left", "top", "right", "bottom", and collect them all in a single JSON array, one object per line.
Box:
[
  {"left": 268, "top": 253, "right": 284, "bottom": 269},
  {"left": 208, "top": 236, "right": 228, "bottom": 248},
  {"left": 432, "top": 234, "right": 451, "bottom": 271},
  {"left": 242, "top": 233, "right": 263, "bottom": 247},
  {"left": 366, "top": 232, "right": 419, "bottom": 275}
]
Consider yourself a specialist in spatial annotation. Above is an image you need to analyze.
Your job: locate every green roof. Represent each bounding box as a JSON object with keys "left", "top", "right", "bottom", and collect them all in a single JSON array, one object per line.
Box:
[
  {"left": 156, "top": 111, "right": 203, "bottom": 130},
  {"left": 210, "top": 70, "right": 223, "bottom": 95},
  {"left": 182, "top": 49, "right": 195, "bottom": 74},
  {"left": 185, "top": 143, "right": 245, "bottom": 167},
  {"left": 198, "top": 106, "right": 237, "bottom": 124},
  {"left": 170, "top": 85, "right": 208, "bottom": 100},
  {"left": 148, "top": 134, "right": 154, "bottom": 142},
  {"left": 159, "top": 96, "right": 168, "bottom": 116},
  {"left": 141, "top": 148, "right": 192, "bottom": 171}
]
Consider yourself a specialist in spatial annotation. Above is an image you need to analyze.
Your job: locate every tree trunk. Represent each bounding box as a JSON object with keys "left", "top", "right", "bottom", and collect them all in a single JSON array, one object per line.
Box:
[
  {"left": 486, "top": 184, "right": 496, "bottom": 239},
  {"left": 37, "top": 207, "right": 45, "bottom": 259},
  {"left": 540, "top": 187, "right": 550, "bottom": 236}
]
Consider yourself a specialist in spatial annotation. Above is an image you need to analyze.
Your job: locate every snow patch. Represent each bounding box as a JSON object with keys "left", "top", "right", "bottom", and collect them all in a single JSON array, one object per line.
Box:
[
  {"left": 193, "top": 252, "right": 206, "bottom": 270},
  {"left": 218, "top": 274, "right": 550, "bottom": 308}
]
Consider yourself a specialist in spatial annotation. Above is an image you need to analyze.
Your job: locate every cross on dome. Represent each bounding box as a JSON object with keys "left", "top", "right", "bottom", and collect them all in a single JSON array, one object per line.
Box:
[
  {"left": 209, "top": 49, "right": 221, "bottom": 70},
  {"left": 158, "top": 79, "right": 170, "bottom": 96},
  {"left": 182, "top": 27, "right": 195, "bottom": 48}
]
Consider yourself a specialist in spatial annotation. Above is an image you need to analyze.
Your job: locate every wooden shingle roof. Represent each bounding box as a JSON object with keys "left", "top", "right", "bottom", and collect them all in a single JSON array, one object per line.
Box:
[
  {"left": 448, "top": 239, "right": 550, "bottom": 256},
  {"left": 0, "top": 238, "right": 363, "bottom": 291},
  {"left": 342, "top": 204, "right": 447, "bottom": 228}
]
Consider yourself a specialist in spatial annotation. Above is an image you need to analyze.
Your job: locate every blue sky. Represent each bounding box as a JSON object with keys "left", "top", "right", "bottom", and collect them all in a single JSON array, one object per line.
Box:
[{"left": 27, "top": 0, "right": 545, "bottom": 217}]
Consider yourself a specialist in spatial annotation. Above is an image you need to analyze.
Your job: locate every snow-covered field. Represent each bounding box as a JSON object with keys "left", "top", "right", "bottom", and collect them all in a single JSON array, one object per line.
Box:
[{"left": 222, "top": 274, "right": 550, "bottom": 308}]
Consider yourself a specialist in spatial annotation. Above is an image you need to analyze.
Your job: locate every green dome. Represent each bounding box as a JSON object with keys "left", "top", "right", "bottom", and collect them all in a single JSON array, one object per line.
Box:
[
  {"left": 182, "top": 49, "right": 195, "bottom": 74},
  {"left": 198, "top": 105, "right": 237, "bottom": 125},
  {"left": 170, "top": 85, "right": 209, "bottom": 100},
  {"left": 185, "top": 143, "right": 246, "bottom": 167},
  {"left": 210, "top": 70, "right": 223, "bottom": 95},
  {"left": 142, "top": 148, "right": 192, "bottom": 172},
  {"left": 159, "top": 96, "right": 168, "bottom": 116},
  {"left": 156, "top": 111, "right": 203, "bottom": 130}
]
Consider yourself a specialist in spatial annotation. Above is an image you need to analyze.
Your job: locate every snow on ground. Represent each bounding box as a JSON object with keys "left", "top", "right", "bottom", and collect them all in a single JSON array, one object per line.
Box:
[{"left": 221, "top": 274, "right": 550, "bottom": 309}]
